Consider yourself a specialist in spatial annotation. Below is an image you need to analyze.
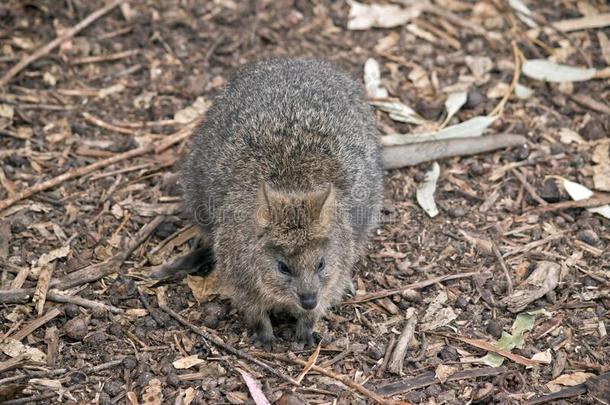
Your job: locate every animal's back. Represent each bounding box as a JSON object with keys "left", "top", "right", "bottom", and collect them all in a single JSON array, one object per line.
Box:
[{"left": 183, "top": 58, "right": 382, "bottom": 243}]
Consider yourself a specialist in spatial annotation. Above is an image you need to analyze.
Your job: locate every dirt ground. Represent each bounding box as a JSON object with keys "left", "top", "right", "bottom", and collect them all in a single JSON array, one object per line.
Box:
[{"left": 0, "top": 0, "right": 609, "bottom": 404}]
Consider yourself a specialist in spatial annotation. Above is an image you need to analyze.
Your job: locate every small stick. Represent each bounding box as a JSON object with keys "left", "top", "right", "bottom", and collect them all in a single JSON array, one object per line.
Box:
[
  {"left": 0, "top": 122, "right": 194, "bottom": 213},
  {"left": 83, "top": 112, "right": 155, "bottom": 136},
  {"left": 528, "top": 194, "right": 610, "bottom": 213},
  {"left": 382, "top": 134, "right": 527, "bottom": 170},
  {"left": 46, "top": 290, "right": 122, "bottom": 314},
  {"left": 0, "top": 354, "right": 25, "bottom": 374},
  {"left": 387, "top": 309, "right": 418, "bottom": 375},
  {"left": 9, "top": 307, "right": 62, "bottom": 341},
  {"left": 71, "top": 49, "right": 139, "bottom": 65},
  {"left": 0, "top": 0, "right": 124, "bottom": 86},
  {"left": 377, "top": 334, "right": 396, "bottom": 377},
  {"left": 45, "top": 326, "right": 59, "bottom": 367},
  {"left": 492, "top": 241, "right": 514, "bottom": 295},
  {"left": 490, "top": 41, "right": 521, "bottom": 117},
  {"left": 156, "top": 289, "right": 299, "bottom": 387},
  {"left": 254, "top": 352, "right": 403, "bottom": 405},
  {"left": 33, "top": 263, "right": 55, "bottom": 315},
  {"left": 511, "top": 168, "right": 547, "bottom": 206},
  {"left": 344, "top": 271, "right": 480, "bottom": 304}
]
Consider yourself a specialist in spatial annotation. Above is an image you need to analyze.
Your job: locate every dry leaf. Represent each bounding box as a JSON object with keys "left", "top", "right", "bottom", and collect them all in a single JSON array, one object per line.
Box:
[
  {"left": 522, "top": 59, "right": 596, "bottom": 82},
  {"left": 531, "top": 349, "right": 553, "bottom": 364},
  {"left": 347, "top": 1, "right": 422, "bottom": 30},
  {"left": 173, "top": 355, "right": 205, "bottom": 370},
  {"left": 562, "top": 178, "right": 610, "bottom": 219},
  {"left": 174, "top": 97, "right": 211, "bottom": 124},
  {"left": 238, "top": 369, "right": 271, "bottom": 405},
  {"left": 0, "top": 338, "right": 46, "bottom": 363},
  {"left": 142, "top": 378, "right": 162, "bottom": 405},
  {"left": 435, "top": 364, "right": 457, "bottom": 383},
  {"left": 364, "top": 58, "right": 388, "bottom": 99},
  {"left": 558, "top": 128, "right": 584, "bottom": 144},
  {"left": 416, "top": 162, "right": 440, "bottom": 218}
]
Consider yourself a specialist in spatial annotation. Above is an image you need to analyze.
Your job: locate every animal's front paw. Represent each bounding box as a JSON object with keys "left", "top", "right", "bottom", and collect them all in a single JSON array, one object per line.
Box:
[
  {"left": 250, "top": 322, "right": 275, "bottom": 351},
  {"left": 292, "top": 328, "right": 316, "bottom": 350}
]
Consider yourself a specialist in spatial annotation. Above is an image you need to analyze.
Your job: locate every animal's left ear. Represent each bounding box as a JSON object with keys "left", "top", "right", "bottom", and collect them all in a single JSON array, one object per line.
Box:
[{"left": 309, "top": 184, "right": 335, "bottom": 232}]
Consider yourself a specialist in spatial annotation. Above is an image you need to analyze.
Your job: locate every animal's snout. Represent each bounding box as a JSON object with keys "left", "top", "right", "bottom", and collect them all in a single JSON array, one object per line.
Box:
[{"left": 299, "top": 292, "right": 318, "bottom": 310}]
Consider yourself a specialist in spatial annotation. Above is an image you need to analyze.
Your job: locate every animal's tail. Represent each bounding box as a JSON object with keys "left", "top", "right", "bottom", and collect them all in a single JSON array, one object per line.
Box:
[{"left": 149, "top": 246, "right": 215, "bottom": 280}]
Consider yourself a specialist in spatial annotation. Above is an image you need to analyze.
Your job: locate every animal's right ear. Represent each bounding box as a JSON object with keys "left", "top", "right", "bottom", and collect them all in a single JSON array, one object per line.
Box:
[{"left": 254, "top": 182, "right": 272, "bottom": 229}]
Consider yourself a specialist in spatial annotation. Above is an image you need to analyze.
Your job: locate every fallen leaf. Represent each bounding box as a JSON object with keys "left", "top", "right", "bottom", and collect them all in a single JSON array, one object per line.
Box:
[
  {"left": 435, "top": 364, "right": 458, "bottom": 383},
  {"left": 237, "top": 369, "right": 271, "bottom": 405},
  {"left": 98, "top": 83, "right": 125, "bottom": 98},
  {"left": 416, "top": 162, "right": 440, "bottom": 218},
  {"left": 441, "top": 91, "right": 468, "bottom": 127},
  {"left": 522, "top": 59, "right": 596, "bottom": 82},
  {"left": 142, "top": 378, "right": 162, "bottom": 405},
  {"left": 455, "top": 335, "right": 542, "bottom": 367},
  {"left": 0, "top": 104, "right": 15, "bottom": 119},
  {"left": 531, "top": 349, "right": 553, "bottom": 364},
  {"left": 29, "top": 379, "right": 62, "bottom": 389},
  {"left": 421, "top": 290, "right": 457, "bottom": 330},
  {"left": 558, "top": 128, "right": 584, "bottom": 144},
  {"left": 174, "top": 97, "right": 210, "bottom": 124},
  {"left": 370, "top": 99, "right": 426, "bottom": 125},
  {"left": 465, "top": 56, "right": 493, "bottom": 84},
  {"left": 482, "top": 310, "right": 541, "bottom": 367},
  {"left": 0, "top": 338, "right": 46, "bottom": 363},
  {"left": 381, "top": 116, "right": 497, "bottom": 145},
  {"left": 347, "top": 1, "right": 422, "bottom": 30},
  {"left": 550, "top": 371, "right": 595, "bottom": 386},
  {"left": 508, "top": 0, "right": 538, "bottom": 27},
  {"left": 562, "top": 179, "right": 610, "bottom": 219},
  {"left": 296, "top": 343, "right": 321, "bottom": 384},
  {"left": 186, "top": 272, "right": 229, "bottom": 302},
  {"left": 173, "top": 355, "right": 205, "bottom": 370},
  {"left": 515, "top": 83, "right": 534, "bottom": 99},
  {"left": 364, "top": 58, "right": 388, "bottom": 99}
]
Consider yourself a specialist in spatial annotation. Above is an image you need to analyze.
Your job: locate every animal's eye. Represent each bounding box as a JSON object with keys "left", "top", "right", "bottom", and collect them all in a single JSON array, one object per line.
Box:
[
  {"left": 277, "top": 261, "right": 292, "bottom": 276},
  {"left": 316, "top": 257, "right": 325, "bottom": 274}
]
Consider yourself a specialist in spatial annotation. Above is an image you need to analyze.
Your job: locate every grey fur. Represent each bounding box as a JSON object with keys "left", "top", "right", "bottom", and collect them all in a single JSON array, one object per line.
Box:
[{"left": 182, "top": 58, "right": 382, "bottom": 347}]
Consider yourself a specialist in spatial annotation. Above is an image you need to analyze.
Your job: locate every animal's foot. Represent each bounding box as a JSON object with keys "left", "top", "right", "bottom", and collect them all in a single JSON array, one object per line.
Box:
[{"left": 250, "top": 322, "right": 275, "bottom": 351}]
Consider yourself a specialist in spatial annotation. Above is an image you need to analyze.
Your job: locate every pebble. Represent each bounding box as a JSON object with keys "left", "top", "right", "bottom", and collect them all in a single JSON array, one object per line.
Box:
[
  {"left": 540, "top": 179, "right": 561, "bottom": 203},
  {"left": 108, "top": 323, "right": 123, "bottom": 338},
  {"left": 450, "top": 206, "right": 466, "bottom": 218},
  {"left": 103, "top": 379, "right": 123, "bottom": 397},
  {"left": 84, "top": 331, "right": 108, "bottom": 345},
  {"left": 91, "top": 306, "right": 108, "bottom": 319},
  {"left": 577, "top": 229, "right": 600, "bottom": 246},
  {"left": 278, "top": 392, "right": 307, "bottom": 405},
  {"left": 455, "top": 295, "right": 469, "bottom": 309},
  {"left": 135, "top": 371, "right": 154, "bottom": 387},
  {"left": 63, "top": 317, "right": 88, "bottom": 340},
  {"left": 582, "top": 118, "right": 605, "bottom": 141},
  {"left": 166, "top": 373, "right": 180, "bottom": 387},
  {"left": 439, "top": 346, "right": 459, "bottom": 362},
  {"left": 486, "top": 319, "right": 504, "bottom": 339},
  {"left": 64, "top": 304, "right": 80, "bottom": 318},
  {"left": 466, "top": 88, "right": 486, "bottom": 109},
  {"left": 367, "top": 343, "right": 385, "bottom": 360},
  {"left": 98, "top": 393, "right": 111, "bottom": 405},
  {"left": 122, "top": 356, "right": 137, "bottom": 370},
  {"left": 202, "top": 315, "right": 219, "bottom": 329}
]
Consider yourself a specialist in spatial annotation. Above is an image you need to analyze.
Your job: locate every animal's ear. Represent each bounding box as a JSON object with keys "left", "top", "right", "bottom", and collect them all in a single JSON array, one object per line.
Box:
[
  {"left": 309, "top": 184, "right": 335, "bottom": 231},
  {"left": 254, "top": 182, "right": 272, "bottom": 229},
  {"left": 254, "top": 182, "right": 285, "bottom": 229}
]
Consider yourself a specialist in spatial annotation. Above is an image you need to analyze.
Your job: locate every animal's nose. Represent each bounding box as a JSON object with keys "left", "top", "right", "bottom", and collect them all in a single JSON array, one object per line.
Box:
[{"left": 299, "top": 293, "right": 318, "bottom": 310}]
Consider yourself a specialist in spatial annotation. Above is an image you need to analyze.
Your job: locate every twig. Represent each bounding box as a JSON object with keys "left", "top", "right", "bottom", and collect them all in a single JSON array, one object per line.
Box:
[
  {"left": 46, "top": 290, "right": 122, "bottom": 314},
  {"left": 0, "top": 354, "right": 26, "bottom": 374},
  {"left": 0, "top": 122, "right": 195, "bottom": 213},
  {"left": 156, "top": 288, "right": 299, "bottom": 387},
  {"left": 344, "top": 271, "right": 480, "bottom": 304},
  {"left": 377, "top": 366, "right": 507, "bottom": 396},
  {"left": 377, "top": 334, "right": 396, "bottom": 377},
  {"left": 83, "top": 112, "right": 155, "bottom": 136},
  {"left": 387, "top": 308, "right": 418, "bottom": 375},
  {"left": 511, "top": 168, "right": 547, "bottom": 206},
  {"left": 71, "top": 49, "right": 139, "bottom": 65},
  {"left": 45, "top": 326, "right": 59, "bottom": 367},
  {"left": 525, "top": 384, "right": 587, "bottom": 404},
  {"left": 382, "top": 134, "right": 527, "bottom": 170},
  {"left": 441, "top": 334, "right": 542, "bottom": 367},
  {"left": 490, "top": 41, "right": 521, "bottom": 117},
  {"left": 33, "top": 263, "right": 55, "bottom": 315},
  {"left": 254, "top": 352, "right": 402, "bottom": 405},
  {"left": 0, "top": 0, "right": 124, "bottom": 86},
  {"left": 492, "top": 241, "right": 514, "bottom": 295},
  {"left": 9, "top": 308, "right": 62, "bottom": 341},
  {"left": 528, "top": 194, "right": 610, "bottom": 213}
]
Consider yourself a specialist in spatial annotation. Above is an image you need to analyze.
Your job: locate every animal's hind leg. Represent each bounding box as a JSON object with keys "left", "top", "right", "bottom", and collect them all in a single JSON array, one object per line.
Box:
[{"left": 245, "top": 307, "right": 275, "bottom": 351}]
